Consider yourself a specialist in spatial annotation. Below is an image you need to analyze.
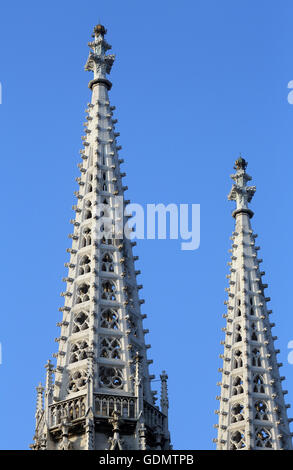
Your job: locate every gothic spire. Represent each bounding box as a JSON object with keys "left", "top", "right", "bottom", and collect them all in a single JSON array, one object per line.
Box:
[
  {"left": 31, "top": 24, "right": 171, "bottom": 451},
  {"left": 214, "top": 157, "right": 293, "bottom": 450}
]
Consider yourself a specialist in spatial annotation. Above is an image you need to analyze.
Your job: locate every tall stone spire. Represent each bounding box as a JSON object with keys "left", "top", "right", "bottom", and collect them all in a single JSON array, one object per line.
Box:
[
  {"left": 214, "top": 157, "right": 293, "bottom": 450},
  {"left": 31, "top": 24, "right": 171, "bottom": 451}
]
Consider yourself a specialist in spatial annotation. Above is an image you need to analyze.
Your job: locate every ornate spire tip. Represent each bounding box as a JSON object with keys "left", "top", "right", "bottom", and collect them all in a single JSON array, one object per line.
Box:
[
  {"left": 94, "top": 24, "right": 107, "bottom": 37},
  {"left": 234, "top": 156, "right": 248, "bottom": 171}
]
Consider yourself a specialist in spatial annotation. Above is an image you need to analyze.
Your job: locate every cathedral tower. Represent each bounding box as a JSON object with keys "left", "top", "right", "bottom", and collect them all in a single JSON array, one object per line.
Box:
[
  {"left": 215, "top": 157, "right": 293, "bottom": 450},
  {"left": 31, "top": 24, "right": 171, "bottom": 451}
]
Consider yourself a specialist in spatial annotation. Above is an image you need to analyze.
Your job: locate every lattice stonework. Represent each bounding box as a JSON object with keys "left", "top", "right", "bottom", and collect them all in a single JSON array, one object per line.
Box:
[
  {"left": 31, "top": 24, "right": 171, "bottom": 451},
  {"left": 215, "top": 157, "right": 293, "bottom": 450}
]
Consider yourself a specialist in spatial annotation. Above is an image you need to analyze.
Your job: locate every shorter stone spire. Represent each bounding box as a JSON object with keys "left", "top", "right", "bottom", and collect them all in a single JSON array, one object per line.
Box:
[
  {"left": 31, "top": 383, "right": 46, "bottom": 450},
  {"left": 215, "top": 156, "right": 293, "bottom": 450}
]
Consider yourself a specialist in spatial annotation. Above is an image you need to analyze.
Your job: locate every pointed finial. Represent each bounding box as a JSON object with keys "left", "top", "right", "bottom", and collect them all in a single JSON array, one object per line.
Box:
[
  {"left": 160, "top": 370, "right": 169, "bottom": 416},
  {"left": 234, "top": 155, "right": 248, "bottom": 171},
  {"left": 45, "top": 359, "right": 54, "bottom": 392},
  {"left": 109, "top": 410, "right": 121, "bottom": 432},
  {"left": 87, "top": 347, "right": 95, "bottom": 381},
  {"left": 37, "top": 381, "right": 44, "bottom": 391},
  {"left": 86, "top": 23, "right": 115, "bottom": 85},
  {"left": 228, "top": 155, "right": 256, "bottom": 218},
  {"left": 94, "top": 24, "right": 107, "bottom": 37},
  {"left": 134, "top": 351, "right": 144, "bottom": 411},
  {"left": 36, "top": 382, "right": 44, "bottom": 415},
  {"left": 135, "top": 351, "right": 143, "bottom": 382}
]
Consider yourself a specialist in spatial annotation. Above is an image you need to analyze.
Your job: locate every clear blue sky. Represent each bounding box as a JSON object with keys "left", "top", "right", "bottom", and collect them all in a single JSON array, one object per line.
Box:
[{"left": 0, "top": 0, "right": 293, "bottom": 450}]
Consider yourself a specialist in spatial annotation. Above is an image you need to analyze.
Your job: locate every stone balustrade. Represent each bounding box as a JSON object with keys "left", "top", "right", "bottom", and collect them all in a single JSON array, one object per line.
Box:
[
  {"left": 49, "top": 395, "right": 86, "bottom": 427},
  {"left": 95, "top": 394, "right": 136, "bottom": 419}
]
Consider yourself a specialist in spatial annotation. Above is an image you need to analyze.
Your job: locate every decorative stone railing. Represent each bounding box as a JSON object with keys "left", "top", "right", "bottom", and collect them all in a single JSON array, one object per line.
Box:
[
  {"left": 49, "top": 395, "right": 86, "bottom": 427},
  {"left": 49, "top": 395, "right": 165, "bottom": 429},
  {"left": 143, "top": 401, "right": 165, "bottom": 429},
  {"left": 95, "top": 394, "right": 136, "bottom": 419}
]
